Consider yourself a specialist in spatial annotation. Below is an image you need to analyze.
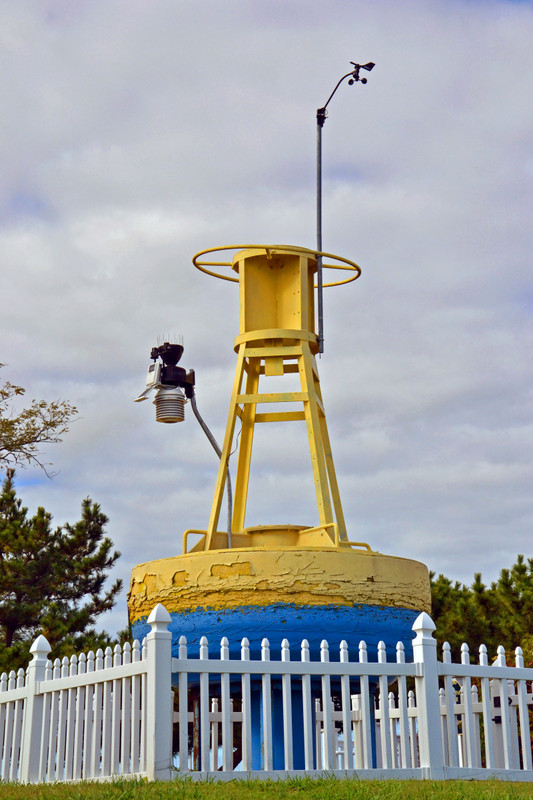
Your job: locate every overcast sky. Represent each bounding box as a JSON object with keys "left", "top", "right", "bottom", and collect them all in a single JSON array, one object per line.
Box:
[{"left": 1, "top": 0, "right": 532, "bottom": 636}]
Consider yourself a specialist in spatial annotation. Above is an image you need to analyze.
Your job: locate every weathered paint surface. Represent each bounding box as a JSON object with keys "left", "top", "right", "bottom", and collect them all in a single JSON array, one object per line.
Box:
[
  {"left": 130, "top": 602, "right": 422, "bottom": 662},
  {"left": 128, "top": 546, "right": 431, "bottom": 622}
]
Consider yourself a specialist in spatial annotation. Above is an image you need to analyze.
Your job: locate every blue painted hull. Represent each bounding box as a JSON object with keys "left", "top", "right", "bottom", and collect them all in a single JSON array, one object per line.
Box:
[{"left": 132, "top": 602, "right": 420, "bottom": 662}]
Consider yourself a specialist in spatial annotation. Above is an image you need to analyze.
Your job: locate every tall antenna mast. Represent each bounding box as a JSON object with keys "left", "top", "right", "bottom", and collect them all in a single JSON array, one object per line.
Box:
[{"left": 316, "top": 60, "right": 375, "bottom": 353}]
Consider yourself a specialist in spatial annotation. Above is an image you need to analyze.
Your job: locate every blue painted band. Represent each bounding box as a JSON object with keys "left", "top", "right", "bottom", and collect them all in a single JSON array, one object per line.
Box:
[{"left": 132, "top": 602, "right": 420, "bottom": 662}]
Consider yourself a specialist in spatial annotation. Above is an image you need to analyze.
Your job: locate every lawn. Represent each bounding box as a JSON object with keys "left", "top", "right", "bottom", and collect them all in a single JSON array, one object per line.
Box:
[{"left": 1, "top": 778, "right": 532, "bottom": 800}]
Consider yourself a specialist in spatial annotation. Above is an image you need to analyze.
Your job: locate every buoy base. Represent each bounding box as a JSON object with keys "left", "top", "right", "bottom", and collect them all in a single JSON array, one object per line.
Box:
[
  {"left": 128, "top": 545, "right": 431, "bottom": 659},
  {"left": 131, "top": 601, "right": 423, "bottom": 661}
]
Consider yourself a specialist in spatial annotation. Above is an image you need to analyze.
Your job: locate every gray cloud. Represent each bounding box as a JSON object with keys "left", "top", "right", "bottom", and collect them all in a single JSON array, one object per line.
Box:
[{"left": 1, "top": 0, "right": 532, "bottom": 635}]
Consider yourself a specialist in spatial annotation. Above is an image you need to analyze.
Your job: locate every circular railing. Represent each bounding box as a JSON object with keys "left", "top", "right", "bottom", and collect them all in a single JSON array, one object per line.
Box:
[{"left": 192, "top": 244, "right": 361, "bottom": 287}]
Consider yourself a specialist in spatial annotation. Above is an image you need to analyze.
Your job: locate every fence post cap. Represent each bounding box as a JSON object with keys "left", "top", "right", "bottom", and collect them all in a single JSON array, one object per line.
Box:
[
  {"left": 30, "top": 634, "right": 51, "bottom": 659},
  {"left": 412, "top": 611, "right": 436, "bottom": 636},
  {"left": 147, "top": 603, "right": 172, "bottom": 629}
]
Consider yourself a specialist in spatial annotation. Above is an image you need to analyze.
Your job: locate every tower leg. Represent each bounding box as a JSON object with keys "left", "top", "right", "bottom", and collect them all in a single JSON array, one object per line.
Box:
[
  {"left": 313, "top": 366, "right": 348, "bottom": 541},
  {"left": 299, "top": 344, "right": 334, "bottom": 528},
  {"left": 232, "top": 355, "right": 260, "bottom": 533},
  {"left": 205, "top": 347, "right": 246, "bottom": 548}
]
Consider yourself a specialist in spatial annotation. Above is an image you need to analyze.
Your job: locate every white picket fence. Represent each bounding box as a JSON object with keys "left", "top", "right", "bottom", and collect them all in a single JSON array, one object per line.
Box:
[
  {"left": 1, "top": 605, "right": 533, "bottom": 783},
  {"left": 171, "top": 615, "right": 533, "bottom": 781},
  {"left": 0, "top": 605, "right": 172, "bottom": 783}
]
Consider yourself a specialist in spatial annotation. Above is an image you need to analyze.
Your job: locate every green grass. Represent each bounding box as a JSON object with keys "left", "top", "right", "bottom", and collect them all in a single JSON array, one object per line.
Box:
[{"left": 0, "top": 778, "right": 532, "bottom": 800}]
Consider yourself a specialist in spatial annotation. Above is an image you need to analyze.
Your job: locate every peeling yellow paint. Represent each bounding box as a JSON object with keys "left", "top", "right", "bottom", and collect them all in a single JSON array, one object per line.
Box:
[
  {"left": 128, "top": 546, "right": 431, "bottom": 622},
  {"left": 211, "top": 562, "right": 252, "bottom": 578},
  {"left": 172, "top": 571, "right": 188, "bottom": 586},
  {"left": 143, "top": 574, "right": 158, "bottom": 595},
  {"left": 129, "top": 579, "right": 146, "bottom": 598}
]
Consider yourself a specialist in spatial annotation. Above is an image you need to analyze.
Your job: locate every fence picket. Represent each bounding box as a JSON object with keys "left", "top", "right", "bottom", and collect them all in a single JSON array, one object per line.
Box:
[
  {"left": 100, "top": 648, "right": 113, "bottom": 777},
  {"left": 0, "top": 678, "right": 7, "bottom": 780},
  {"left": 471, "top": 684, "right": 481, "bottom": 768},
  {"left": 477, "top": 644, "right": 494, "bottom": 769},
  {"left": 110, "top": 645, "right": 122, "bottom": 775},
  {"left": 339, "top": 640, "right": 353, "bottom": 770},
  {"left": 495, "top": 647, "right": 512, "bottom": 770},
  {"left": 72, "top": 653, "right": 85, "bottom": 780},
  {"left": 358, "top": 641, "right": 373, "bottom": 769},
  {"left": 83, "top": 651, "right": 95, "bottom": 779},
  {"left": 210, "top": 697, "right": 219, "bottom": 771},
  {"left": 351, "top": 694, "right": 363, "bottom": 768},
  {"left": 514, "top": 647, "right": 532, "bottom": 771},
  {"left": 39, "top": 676, "right": 51, "bottom": 779},
  {"left": 281, "top": 638, "right": 293, "bottom": 770},
  {"left": 91, "top": 650, "right": 104, "bottom": 777},
  {"left": 130, "top": 641, "right": 141, "bottom": 773},
  {"left": 7, "top": 699, "right": 18, "bottom": 782},
  {"left": 240, "top": 638, "right": 252, "bottom": 771},
  {"left": 300, "top": 639, "right": 314, "bottom": 771},
  {"left": 261, "top": 638, "right": 273, "bottom": 771},
  {"left": 459, "top": 643, "right": 475, "bottom": 768},
  {"left": 121, "top": 643, "right": 132, "bottom": 777},
  {"left": 2, "top": 680, "right": 15, "bottom": 782},
  {"left": 408, "top": 690, "right": 418, "bottom": 767},
  {"left": 199, "top": 636, "right": 210, "bottom": 772},
  {"left": 140, "top": 668, "right": 147, "bottom": 774},
  {"left": 0, "top": 673, "right": 6, "bottom": 779},
  {"left": 412, "top": 613, "right": 445, "bottom": 779},
  {"left": 377, "top": 641, "right": 392, "bottom": 768},
  {"left": 176, "top": 636, "right": 188, "bottom": 773},
  {"left": 314, "top": 697, "right": 321, "bottom": 768},
  {"left": 18, "top": 635, "right": 49, "bottom": 783},
  {"left": 396, "top": 642, "right": 410, "bottom": 768},
  {"left": 441, "top": 643, "right": 459, "bottom": 768},
  {"left": 320, "top": 639, "right": 334, "bottom": 770},
  {"left": 48, "top": 660, "right": 61, "bottom": 781},
  {"left": 10, "top": 671, "right": 25, "bottom": 782},
  {"left": 64, "top": 655, "right": 77, "bottom": 780},
  {"left": 220, "top": 637, "right": 232, "bottom": 771},
  {"left": 56, "top": 658, "right": 70, "bottom": 781}
]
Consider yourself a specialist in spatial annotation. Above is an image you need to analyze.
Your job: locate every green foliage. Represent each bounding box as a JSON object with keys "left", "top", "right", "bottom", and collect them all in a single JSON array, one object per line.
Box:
[
  {"left": 0, "top": 470, "right": 122, "bottom": 671},
  {"left": 0, "top": 365, "right": 77, "bottom": 476},
  {"left": 431, "top": 555, "right": 533, "bottom": 663}
]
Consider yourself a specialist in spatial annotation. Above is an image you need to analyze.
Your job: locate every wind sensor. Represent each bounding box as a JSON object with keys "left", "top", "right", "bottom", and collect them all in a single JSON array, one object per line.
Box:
[{"left": 316, "top": 60, "right": 375, "bottom": 353}]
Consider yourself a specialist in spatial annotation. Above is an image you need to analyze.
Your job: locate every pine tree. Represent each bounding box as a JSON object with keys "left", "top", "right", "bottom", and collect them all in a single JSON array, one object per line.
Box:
[
  {"left": 431, "top": 555, "right": 533, "bottom": 662},
  {"left": 0, "top": 469, "right": 122, "bottom": 670}
]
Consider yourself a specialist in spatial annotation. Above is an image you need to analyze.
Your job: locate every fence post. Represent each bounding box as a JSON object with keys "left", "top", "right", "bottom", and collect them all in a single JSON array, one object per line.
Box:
[
  {"left": 145, "top": 603, "right": 173, "bottom": 781},
  {"left": 412, "top": 612, "right": 445, "bottom": 779},
  {"left": 20, "top": 634, "right": 51, "bottom": 783}
]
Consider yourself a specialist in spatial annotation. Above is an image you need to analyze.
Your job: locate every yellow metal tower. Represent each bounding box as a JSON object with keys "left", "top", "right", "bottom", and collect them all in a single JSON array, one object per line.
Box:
[{"left": 190, "top": 244, "right": 365, "bottom": 553}]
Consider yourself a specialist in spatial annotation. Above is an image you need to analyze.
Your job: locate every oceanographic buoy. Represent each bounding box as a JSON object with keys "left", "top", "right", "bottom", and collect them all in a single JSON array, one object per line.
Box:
[{"left": 128, "top": 245, "right": 430, "bottom": 668}]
